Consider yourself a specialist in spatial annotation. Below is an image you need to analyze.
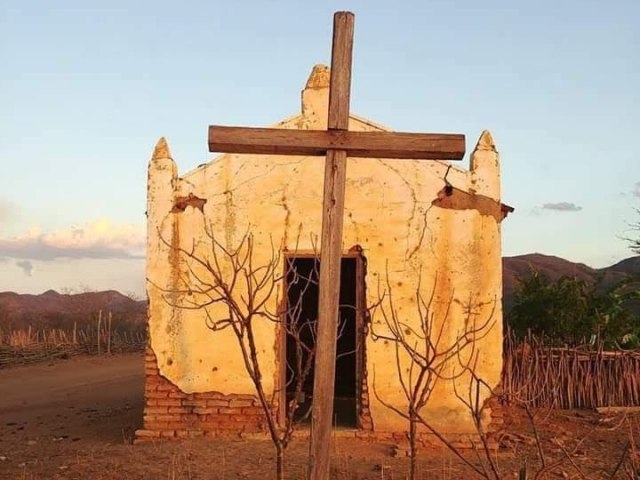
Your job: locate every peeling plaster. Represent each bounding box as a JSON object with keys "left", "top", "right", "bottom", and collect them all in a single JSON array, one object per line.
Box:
[
  {"left": 432, "top": 186, "right": 506, "bottom": 223},
  {"left": 145, "top": 66, "right": 509, "bottom": 434},
  {"left": 172, "top": 193, "right": 207, "bottom": 213}
]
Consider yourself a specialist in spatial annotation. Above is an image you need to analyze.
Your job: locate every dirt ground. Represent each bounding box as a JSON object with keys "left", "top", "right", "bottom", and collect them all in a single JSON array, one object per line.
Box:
[{"left": 0, "top": 354, "right": 637, "bottom": 480}]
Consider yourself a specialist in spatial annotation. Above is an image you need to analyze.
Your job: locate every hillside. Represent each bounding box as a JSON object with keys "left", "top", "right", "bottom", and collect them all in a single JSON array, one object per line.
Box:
[
  {"left": 0, "top": 290, "right": 146, "bottom": 330},
  {"left": 1, "top": 254, "right": 639, "bottom": 329},
  {"left": 502, "top": 254, "right": 640, "bottom": 309}
]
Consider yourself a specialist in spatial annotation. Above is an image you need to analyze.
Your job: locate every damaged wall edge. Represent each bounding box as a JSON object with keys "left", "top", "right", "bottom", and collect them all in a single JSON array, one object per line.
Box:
[{"left": 432, "top": 186, "right": 514, "bottom": 222}]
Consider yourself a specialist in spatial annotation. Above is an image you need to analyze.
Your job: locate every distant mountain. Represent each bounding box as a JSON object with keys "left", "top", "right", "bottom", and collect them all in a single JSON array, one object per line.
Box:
[
  {"left": 1, "top": 254, "right": 639, "bottom": 329},
  {"left": 0, "top": 290, "right": 146, "bottom": 330},
  {"left": 502, "top": 254, "right": 640, "bottom": 310}
]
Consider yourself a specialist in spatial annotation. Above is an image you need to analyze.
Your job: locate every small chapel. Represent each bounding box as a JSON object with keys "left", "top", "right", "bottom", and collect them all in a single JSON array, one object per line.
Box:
[{"left": 136, "top": 64, "right": 511, "bottom": 443}]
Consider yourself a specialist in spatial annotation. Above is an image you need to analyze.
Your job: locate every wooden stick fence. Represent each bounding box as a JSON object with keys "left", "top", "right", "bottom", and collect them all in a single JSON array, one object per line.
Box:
[
  {"left": 503, "top": 332, "right": 640, "bottom": 409},
  {"left": 0, "top": 314, "right": 146, "bottom": 368}
]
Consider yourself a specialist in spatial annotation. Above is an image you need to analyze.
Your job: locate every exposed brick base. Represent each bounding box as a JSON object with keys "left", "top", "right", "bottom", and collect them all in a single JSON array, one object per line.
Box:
[
  {"left": 136, "top": 347, "right": 504, "bottom": 446},
  {"left": 135, "top": 347, "right": 267, "bottom": 443}
]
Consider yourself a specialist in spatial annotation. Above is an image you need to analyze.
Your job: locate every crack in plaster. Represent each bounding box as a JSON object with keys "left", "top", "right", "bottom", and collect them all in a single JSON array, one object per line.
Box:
[
  {"left": 222, "top": 159, "right": 306, "bottom": 198},
  {"left": 407, "top": 203, "right": 436, "bottom": 260},
  {"left": 375, "top": 159, "right": 419, "bottom": 261},
  {"left": 180, "top": 177, "right": 197, "bottom": 189},
  {"left": 280, "top": 190, "right": 291, "bottom": 247}
]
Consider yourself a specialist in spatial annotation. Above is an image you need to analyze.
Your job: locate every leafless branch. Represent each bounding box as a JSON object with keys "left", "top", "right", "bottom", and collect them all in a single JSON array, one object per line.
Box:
[
  {"left": 154, "top": 225, "right": 322, "bottom": 480},
  {"left": 370, "top": 269, "right": 497, "bottom": 480}
]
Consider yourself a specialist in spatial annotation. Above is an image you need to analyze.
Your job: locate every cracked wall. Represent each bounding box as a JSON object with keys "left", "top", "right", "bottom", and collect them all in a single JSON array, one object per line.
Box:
[{"left": 145, "top": 64, "right": 507, "bottom": 436}]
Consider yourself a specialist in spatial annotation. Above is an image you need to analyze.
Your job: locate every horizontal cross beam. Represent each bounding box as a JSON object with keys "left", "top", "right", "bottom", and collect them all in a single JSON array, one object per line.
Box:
[{"left": 208, "top": 126, "right": 465, "bottom": 160}]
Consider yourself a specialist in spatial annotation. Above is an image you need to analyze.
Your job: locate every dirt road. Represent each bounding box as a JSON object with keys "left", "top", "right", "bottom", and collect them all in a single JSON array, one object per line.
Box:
[
  {"left": 0, "top": 354, "right": 635, "bottom": 479},
  {"left": 0, "top": 354, "right": 144, "bottom": 444}
]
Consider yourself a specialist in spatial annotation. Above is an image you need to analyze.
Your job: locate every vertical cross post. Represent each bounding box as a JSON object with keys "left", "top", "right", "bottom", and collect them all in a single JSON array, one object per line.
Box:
[
  {"left": 307, "top": 11, "right": 355, "bottom": 480},
  {"left": 207, "top": 10, "right": 466, "bottom": 478}
]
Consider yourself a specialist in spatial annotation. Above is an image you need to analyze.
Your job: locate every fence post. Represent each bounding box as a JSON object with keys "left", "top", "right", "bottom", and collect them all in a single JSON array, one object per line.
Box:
[
  {"left": 97, "top": 310, "right": 102, "bottom": 355},
  {"left": 107, "top": 311, "right": 112, "bottom": 355}
]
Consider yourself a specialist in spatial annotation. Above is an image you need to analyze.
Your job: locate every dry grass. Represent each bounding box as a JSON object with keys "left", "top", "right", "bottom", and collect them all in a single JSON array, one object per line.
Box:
[
  {"left": 2, "top": 409, "right": 639, "bottom": 480},
  {"left": 0, "top": 324, "right": 145, "bottom": 367}
]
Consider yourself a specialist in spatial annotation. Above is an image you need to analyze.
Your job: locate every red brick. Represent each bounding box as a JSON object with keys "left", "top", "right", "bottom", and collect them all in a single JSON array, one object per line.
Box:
[
  {"left": 241, "top": 407, "right": 264, "bottom": 415},
  {"left": 168, "top": 407, "right": 188, "bottom": 414},
  {"left": 201, "top": 423, "right": 221, "bottom": 431},
  {"left": 198, "top": 391, "right": 224, "bottom": 400},
  {"left": 183, "top": 399, "right": 207, "bottom": 408},
  {"left": 217, "top": 407, "right": 237, "bottom": 415},
  {"left": 144, "top": 422, "right": 170, "bottom": 430},
  {"left": 155, "top": 415, "right": 177, "bottom": 422},
  {"left": 144, "top": 407, "right": 169, "bottom": 415},
  {"left": 231, "top": 394, "right": 255, "bottom": 401},
  {"left": 215, "top": 422, "right": 238, "bottom": 431},
  {"left": 164, "top": 426, "right": 186, "bottom": 433},
  {"left": 142, "top": 347, "right": 276, "bottom": 441},
  {"left": 147, "top": 391, "right": 169, "bottom": 399},
  {"left": 193, "top": 407, "right": 218, "bottom": 415},
  {"left": 229, "top": 399, "right": 253, "bottom": 408},
  {"left": 168, "top": 391, "right": 189, "bottom": 399},
  {"left": 157, "top": 382, "right": 178, "bottom": 392}
]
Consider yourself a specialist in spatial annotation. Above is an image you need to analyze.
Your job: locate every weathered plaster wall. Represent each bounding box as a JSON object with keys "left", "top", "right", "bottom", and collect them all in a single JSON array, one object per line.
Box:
[{"left": 145, "top": 65, "right": 505, "bottom": 435}]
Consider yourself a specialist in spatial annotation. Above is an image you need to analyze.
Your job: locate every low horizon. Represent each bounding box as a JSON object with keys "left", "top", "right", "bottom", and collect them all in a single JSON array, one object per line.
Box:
[{"left": 1, "top": 250, "right": 638, "bottom": 297}]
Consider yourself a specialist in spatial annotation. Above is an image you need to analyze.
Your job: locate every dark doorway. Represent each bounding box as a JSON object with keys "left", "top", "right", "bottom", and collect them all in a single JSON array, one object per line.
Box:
[{"left": 285, "top": 256, "right": 359, "bottom": 428}]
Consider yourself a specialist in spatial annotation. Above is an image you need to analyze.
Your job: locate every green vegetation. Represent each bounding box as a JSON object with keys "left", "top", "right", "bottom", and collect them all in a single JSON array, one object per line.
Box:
[{"left": 507, "top": 272, "right": 640, "bottom": 348}]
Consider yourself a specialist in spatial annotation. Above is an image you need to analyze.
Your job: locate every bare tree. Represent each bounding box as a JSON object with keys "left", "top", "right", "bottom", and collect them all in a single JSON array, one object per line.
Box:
[
  {"left": 370, "top": 271, "right": 496, "bottom": 480},
  {"left": 449, "top": 352, "right": 530, "bottom": 480},
  {"left": 152, "top": 225, "right": 318, "bottom": 480},
  {"left": 370, "top": 270, "right": 640, "bottom": 480},
  {"left": 372, "top": 273, "right": 636, "bottom": 480}
]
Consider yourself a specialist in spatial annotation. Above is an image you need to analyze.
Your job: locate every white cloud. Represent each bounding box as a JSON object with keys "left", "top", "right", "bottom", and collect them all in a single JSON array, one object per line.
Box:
[{"left": 0, "top": 219, "right": 145, "bottom": 260}]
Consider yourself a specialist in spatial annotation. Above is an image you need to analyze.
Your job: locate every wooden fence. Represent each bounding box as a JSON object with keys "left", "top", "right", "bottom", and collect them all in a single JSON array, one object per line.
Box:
[
  {"left": 502, "top": 333, "right": 640, "bottom": 409},
  {"left": 0, "top": 312, "right": 146, "bottom": 367}
]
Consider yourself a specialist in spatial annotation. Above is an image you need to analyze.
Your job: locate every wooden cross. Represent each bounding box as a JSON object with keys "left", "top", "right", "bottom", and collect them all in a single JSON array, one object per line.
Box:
[{"left": 208, "top": 11, "right": 465, "bottom": 480}]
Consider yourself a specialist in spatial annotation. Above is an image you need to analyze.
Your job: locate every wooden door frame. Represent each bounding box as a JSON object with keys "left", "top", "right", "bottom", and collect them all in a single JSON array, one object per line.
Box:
[{"left": 278, "top": 248, "right": 366, "bottom": 429}]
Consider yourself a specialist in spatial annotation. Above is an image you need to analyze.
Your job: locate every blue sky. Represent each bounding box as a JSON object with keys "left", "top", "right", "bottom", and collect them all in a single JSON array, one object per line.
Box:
[{"left": 1, "top": 0, "right": 639, "bottom": 296}]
